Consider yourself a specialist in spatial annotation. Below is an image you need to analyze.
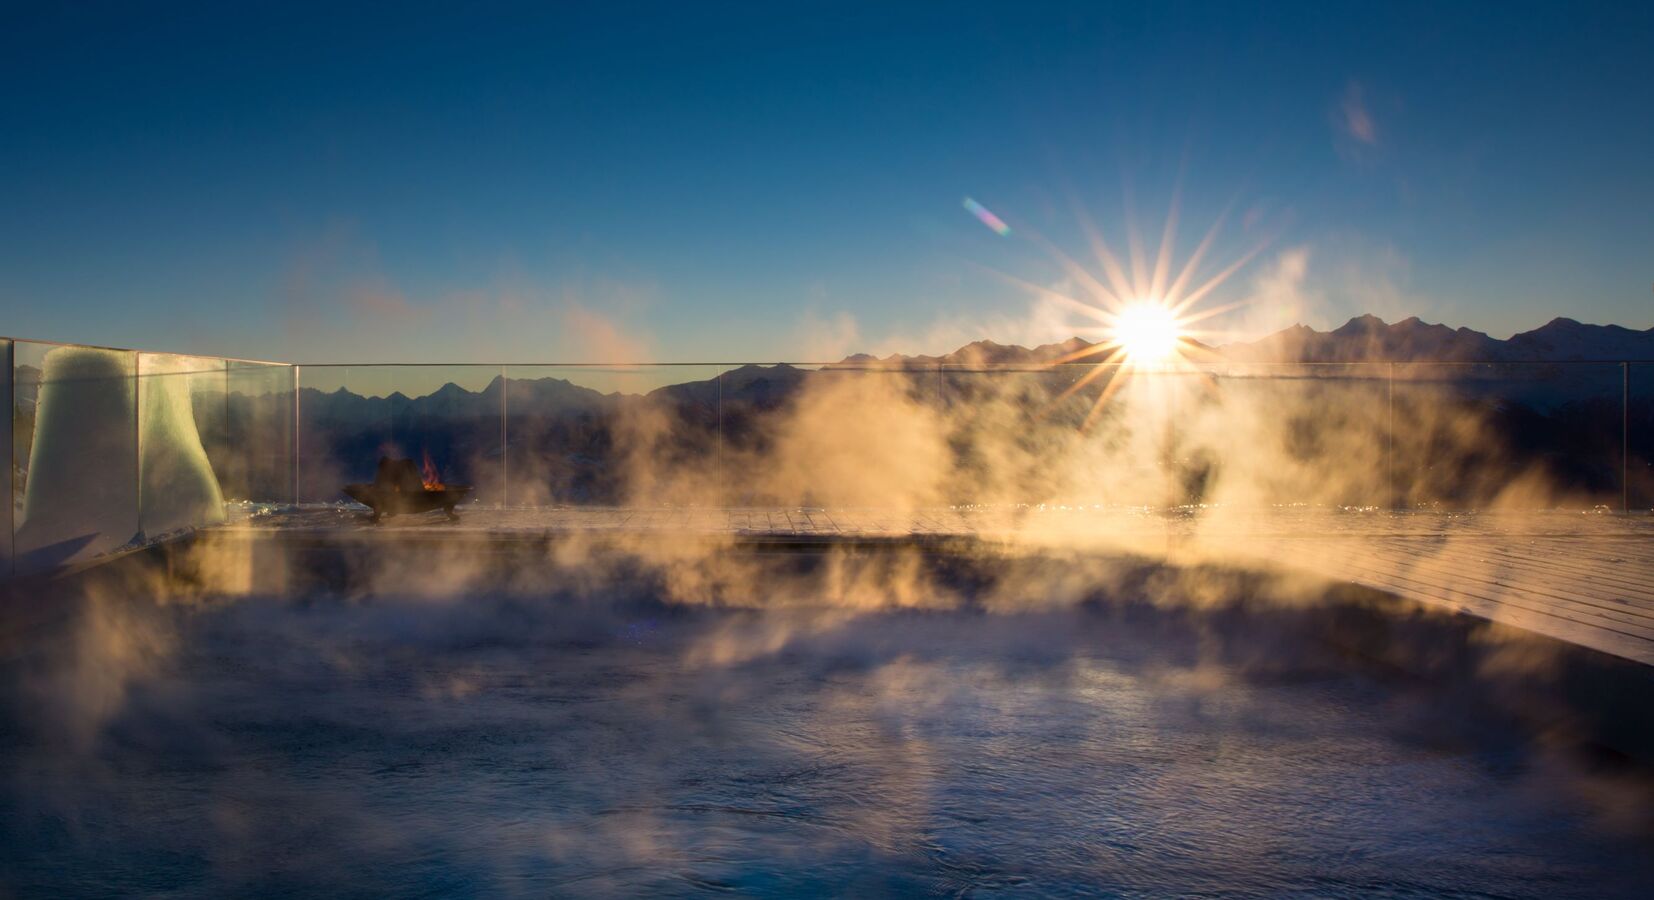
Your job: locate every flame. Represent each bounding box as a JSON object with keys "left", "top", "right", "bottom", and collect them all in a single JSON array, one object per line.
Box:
[{"left": 421, "top": 451, "right": 445, "bottom": 491}]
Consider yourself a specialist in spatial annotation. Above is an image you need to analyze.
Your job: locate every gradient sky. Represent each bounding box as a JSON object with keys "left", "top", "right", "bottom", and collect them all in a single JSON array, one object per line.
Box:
[{"left": 3, "top": 1, "right": 1651, "bottom": 364}]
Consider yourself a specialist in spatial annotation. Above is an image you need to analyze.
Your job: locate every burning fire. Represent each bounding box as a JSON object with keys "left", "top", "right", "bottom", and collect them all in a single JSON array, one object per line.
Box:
[{"left": 421, "top": 451, "right": 445, "bottom": 491}]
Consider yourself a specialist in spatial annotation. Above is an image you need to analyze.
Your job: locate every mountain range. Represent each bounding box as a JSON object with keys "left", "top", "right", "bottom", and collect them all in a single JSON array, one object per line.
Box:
[
  {"left": 286, "top": 314, "right": 1653, "bottom": 459},
  {"left": 266, "top": 313, "right": 1652, "bottom": 507},
  {"left": 836, "top": 316, "right": 1654, "bottom": 369}
]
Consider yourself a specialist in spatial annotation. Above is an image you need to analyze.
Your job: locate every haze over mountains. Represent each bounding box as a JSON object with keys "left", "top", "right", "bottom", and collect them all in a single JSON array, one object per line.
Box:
[
  {"left": 261, "top": 312, "right": 1654, "bottom": 506},
  {"left": 11, "top": 316, "right": 1651, "bottom": 413},
  {"left": 10, "top": 312, "right": 1647, "bottom": 508},
  {"left": 11, "top": 314, "right": 1631, "bottom": 505},
  {"left": 285, "top": 315, "right": 1654, "bottom": 432},
  {"left": 843, "top": 316, "right": 1654, "bottom": 370}
]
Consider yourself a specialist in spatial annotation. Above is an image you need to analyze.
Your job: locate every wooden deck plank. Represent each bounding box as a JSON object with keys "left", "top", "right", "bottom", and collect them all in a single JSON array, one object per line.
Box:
[
  {"left": 1321, "top": 555, "right": 1654, "bottom": 640},
  {"left": 1266, "top": 539, "right": 1644, "bottom": 626},
  {"left": 1252, "top": 538, "right": 1654, "bottom": 664},
  {"left": 1359, "top": 547, "right": 1654, "bottom": 623},
  {"left": 1438, "top": 551, "right": 1654, "bottom": 605}
]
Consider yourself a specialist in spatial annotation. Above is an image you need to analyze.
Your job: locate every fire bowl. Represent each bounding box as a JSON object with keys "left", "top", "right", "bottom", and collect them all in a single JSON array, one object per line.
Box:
[{"left": 342, "top": 484, "right": 473, "bottom": 522}]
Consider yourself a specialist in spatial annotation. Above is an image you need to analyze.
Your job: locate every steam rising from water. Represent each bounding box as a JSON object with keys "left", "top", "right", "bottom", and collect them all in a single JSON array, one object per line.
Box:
[
  {"left": 3, "top": 519, "right": 1654, "bottom": 893},
  {"left": 3, "top": 537, "right": 1651, "bottom": 896},
  {"left": 545, "top": 358, "right": 1617, "bottom": 520}
]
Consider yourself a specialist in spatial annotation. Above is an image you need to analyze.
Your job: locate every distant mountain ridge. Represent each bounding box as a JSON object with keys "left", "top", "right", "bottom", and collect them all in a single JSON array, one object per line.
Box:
[
  {"left": 831, "top": 336, "right": 1099, "bottom": 370},
  {"left": 1220, "top": 316, "right": 1654, "bottom": 363},
  {"left": 236, "top": 312, "right": 1654, "bottom": 505},
  {"left": 289, "top": 315, "right": 1652, "bottom": 434},
  {"left": 834, "top": 316, "right": 1654, "bottom": 368}
]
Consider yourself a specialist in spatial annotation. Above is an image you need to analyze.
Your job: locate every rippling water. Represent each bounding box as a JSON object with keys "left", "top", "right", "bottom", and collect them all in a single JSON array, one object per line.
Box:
[{"left": 2, "top": 590, "right": 1650, "bottom": 897}]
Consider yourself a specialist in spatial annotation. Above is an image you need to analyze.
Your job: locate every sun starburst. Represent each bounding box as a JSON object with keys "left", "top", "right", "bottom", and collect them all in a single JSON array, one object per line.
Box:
[
  {"left": 972, "top": 188, "right": 1275, "bottom": 429},
  {"left": 1111, "top": 301, "right": 1183, "bottom": 364}
]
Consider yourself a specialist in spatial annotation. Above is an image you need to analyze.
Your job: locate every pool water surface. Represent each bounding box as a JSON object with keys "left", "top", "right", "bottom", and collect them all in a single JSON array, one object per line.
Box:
[{"left": 2, "top": 587, "right": 1650, "bottom": 897}]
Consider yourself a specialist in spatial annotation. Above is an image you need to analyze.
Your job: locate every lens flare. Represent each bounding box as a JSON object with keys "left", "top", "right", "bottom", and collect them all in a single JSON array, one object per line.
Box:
[{"left": 963, "top": 197, "right": 1011, "bottom": 236}]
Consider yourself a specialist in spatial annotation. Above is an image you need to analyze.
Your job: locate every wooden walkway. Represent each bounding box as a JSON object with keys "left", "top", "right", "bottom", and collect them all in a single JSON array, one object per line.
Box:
[
  {"left": 1236, "top": 533, "right": 1654, "bottom": 666},
  {"left": 229, "top": 505, "right": 1654, "bottom": 666}
]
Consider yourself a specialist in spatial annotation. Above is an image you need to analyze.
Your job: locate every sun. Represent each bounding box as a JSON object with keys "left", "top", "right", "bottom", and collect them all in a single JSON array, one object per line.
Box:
[
  {"left": 964, "top": 187, "right": 1275, "bottom": 428},
  {"left": 1111, "top": 301, "right": 1182, "bottom": 364}
]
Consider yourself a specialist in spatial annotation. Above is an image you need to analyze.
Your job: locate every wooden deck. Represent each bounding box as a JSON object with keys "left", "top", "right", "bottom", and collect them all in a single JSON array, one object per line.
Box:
[
  {"left": 228, "top": 505, "right": 1654, "bottom": 666},
  {"left": 1241, "top": 533, "right": 1654, "bottom": 666}
]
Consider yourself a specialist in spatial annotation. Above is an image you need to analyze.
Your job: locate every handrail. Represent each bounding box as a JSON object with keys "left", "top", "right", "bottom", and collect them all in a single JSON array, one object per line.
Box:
[
  {"left": 7, "top": 332, "right": 1654, "bottom": 368},
  {"left": 0, "top": 334, "right": 291, "bottom": 368}
]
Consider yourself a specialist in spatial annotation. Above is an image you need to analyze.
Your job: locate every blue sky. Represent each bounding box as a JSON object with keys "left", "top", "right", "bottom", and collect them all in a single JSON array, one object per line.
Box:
[{"left": 2, "top": 1, "right": 1651, "bottom": 363}]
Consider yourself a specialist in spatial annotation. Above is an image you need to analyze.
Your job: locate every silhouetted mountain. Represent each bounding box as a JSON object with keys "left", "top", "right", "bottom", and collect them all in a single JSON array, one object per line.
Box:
[
  {"left": 1221, "top": 315, "right": 1499, "bottom": 362},
  {"left": 251, "top": 314, "right": 1651, "bottom": 504},
  {"left": 826, "top": 337, "right": 1103, "bottom": 370},
  {"left": 255, "top": 314, "right": 1654, "bottom": 444},
  {"left": 823, "top": 315, "right": 1654, "bottom": 369},
  {"left": 503, "top": 375, "right": 616, "bottom": 416},
  {"left": 1220, "top": 315, "right": 1654, "bottom": 363},
  {"left": 649, "top": 364, "right": 808, "bottom": 408},
  {"left": 1506, "top": 318, "right": 1654, "bottom": 361}
]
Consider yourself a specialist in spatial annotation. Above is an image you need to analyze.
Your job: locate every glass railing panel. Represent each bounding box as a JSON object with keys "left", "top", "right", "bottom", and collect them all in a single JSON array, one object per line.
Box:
[
  {"left": 226, "top": 361, "right": 296, "bottom": 505},
  {"left": 192, "top": 359, "right": 230, "bottom": 487},
  {"left": 300, "top": 365, "right": 501, "bottom": 509},
  {"left": 503, "top": 365, "right": 726, "bottom": 507},
  {"left": 12, "top": 341, "right": 138, "bottom": 573},
  {"left": 736, "top": 363, "right": 936, "bottom": 509},
  {"left": 1, "top": 339, "right": 10, "bottom": 574},
  {"left": 294, "top": 364, "right": 347, "bottom": 503},
  {"left": 137, "top": 353, "right": 228, "bottom": 536},
  {"left": 936, "top": 362, "right": 1117, "bottom": 506},
  {"left": 709, "top": 363, "right": 808, "bottom": 508},
  {"left": 936, "top": 362, "right": 1398, "bottom": 509},
  {"left": 1196, "top": 362, "right": 1393, "bottom": 509},
  {"left": 1388, "top": 362, "right": 1496, "bottom": 509},
  {"left": 1390, "top": 361, "right": 1624, "bottom": 510},
  {"left": 1631, "top": 362, "right": 1650, "bottom": 512}
]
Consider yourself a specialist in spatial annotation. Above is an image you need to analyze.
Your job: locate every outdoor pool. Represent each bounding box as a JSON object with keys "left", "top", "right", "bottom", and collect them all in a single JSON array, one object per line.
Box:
[{"left": 2, "top": 555, "right": 1650, "bottom": 897}]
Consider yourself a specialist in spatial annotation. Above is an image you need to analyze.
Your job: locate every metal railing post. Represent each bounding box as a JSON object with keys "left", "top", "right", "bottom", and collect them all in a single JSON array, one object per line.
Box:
[
  {"left": 133, "top": 353, "right": 142, "bottom": 535},
  {"left": 223, "top": 361, "right": 230, "bottom": 496},
  {"left": 500, "top": 365, "right": 508, "bottom": 510},
  {"left": 292, "top": 365, "right": 301, "bottom": 507},
  {"left": 4, "top": 339, "right": 12, "bottom": 578},
  {"left": 1387, "top": 362, "right": 1396, "bottom": 511},
  {"left": 1625, "top": 361, "right": 1631, "bottom": 514},
  {"left": 717, "top": 370, "right": 725, "bottom": 491}
]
